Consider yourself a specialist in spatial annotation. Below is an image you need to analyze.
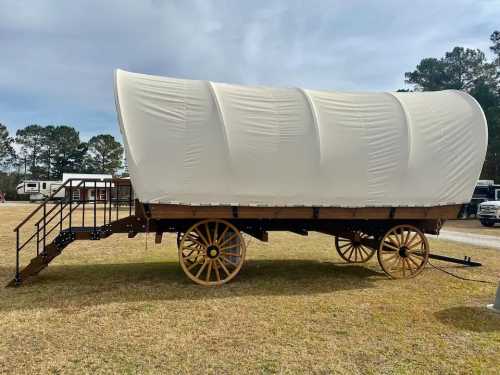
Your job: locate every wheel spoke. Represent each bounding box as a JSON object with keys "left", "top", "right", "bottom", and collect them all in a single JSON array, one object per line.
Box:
[
  {"left": 219, "top": 243, "right": 240, "bottom": 252},
  {"left": 349, "top": 247, "right": 355, "bottom": 261},
  {"left": 384, "top": 253, "right": 399, "bottom": 264},
  {"left": 338, "top": 242, "right": 351, "bottom": 249},
  {"left": 182, "top": 243, "right": 205, "bottom": 253},
  {"left": 187, "top": 259, "right": 201, "bottom": 271},
  {"left": 194, "top": 228, "right": 210, "bottom": 247},
  {"left": 359, "top": 246, "right": 370, "bottom": 257},
  {"left": 399, "top": 228, "right": 405, "bottom": 248},
  {"left": 219, "top": 232, "right": 239, "bottom": 248},
  {"left": 341, "top": 245, "right": 353, "bottom": 257},
  {"left": 222, "top": 256, "right": 239, "bottom": 268},
  {"left": 217, "top": 258, "right": 231, "bottom": 276},
  {"left": 205, "top": 223, "right": 212, "bottom": 244},
  {"left": 214, "top": 261, "right": 221, "bottom": 282},
  {"left": 403, "top": 229, "right": 411, "bottom": 247},
  {"left": 206, "top": 260, "right": 212, "bottom": 282},
  {"left": 195, "top": 259, "right": 209, "bottom": 278},
  {"left": 390, "top": 256, "right": 402, "bottom": 271},
  {"left": 391, "top": 232, "right": 401, "bottom": 247},
  {"left": 408, "top": 240, "right": 424, "bottom": 251},
  {"left": 186, "top": 235, "right": 207, "bottom": 249},
  {"left": 408, "top": 254, "right": 421, "bottom": 267},
  {"left": 213, "top": 221, "right": 219, "bottom": 245},
  {"left": 216, "top": 225, "right": 230, "bottom": 245},
  {"left": 381, "top": 241, "right": 399, "bottom": 252},
  {"left": 182, "top": 249, "right": 199, "bottom": 259},
  {"left": 406, "top": 232, "right": 420, "bottom": 248},
  {"left": 404, "top": 258, "right": 415, "bottom": 274},
  {"left": 221, "top": 251, "right": 241, "bottom": 257}
]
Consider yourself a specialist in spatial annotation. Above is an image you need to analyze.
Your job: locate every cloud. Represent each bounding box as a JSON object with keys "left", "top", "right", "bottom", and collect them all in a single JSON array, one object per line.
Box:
[{"left": 0, "top": 0, "right": 498, "bottom": 138}]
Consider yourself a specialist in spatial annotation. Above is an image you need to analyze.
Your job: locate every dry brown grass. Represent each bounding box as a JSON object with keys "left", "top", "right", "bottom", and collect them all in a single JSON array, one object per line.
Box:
[{"left": 1, "top": 205, "right": 500, "bottom": 374}]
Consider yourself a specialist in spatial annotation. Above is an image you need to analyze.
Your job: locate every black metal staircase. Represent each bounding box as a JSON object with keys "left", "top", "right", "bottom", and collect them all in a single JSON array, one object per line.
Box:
[{"left": 8, "top": 178, "right": 135, "bottom": 287}]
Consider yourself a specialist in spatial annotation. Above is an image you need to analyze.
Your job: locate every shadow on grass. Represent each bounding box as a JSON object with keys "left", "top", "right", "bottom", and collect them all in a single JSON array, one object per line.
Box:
[
  {"left": 0, "top": 259, "right": 382, "bottom": 311},
  {"left": 435, "top": 306, "right": 500, "bottom": 332}
]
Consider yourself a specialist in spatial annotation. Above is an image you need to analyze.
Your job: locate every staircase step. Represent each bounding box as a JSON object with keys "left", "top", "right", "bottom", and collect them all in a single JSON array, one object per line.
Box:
[
  {"left": 61, "top": 227, "right": 100, "bottom": 233},
  {"left": 6, "top": 243, "right": 63, "bottom": 287}
]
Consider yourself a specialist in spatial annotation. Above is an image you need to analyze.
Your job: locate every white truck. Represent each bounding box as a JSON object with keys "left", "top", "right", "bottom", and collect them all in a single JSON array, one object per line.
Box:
[{"left": 477, "top": 200, "right": 500, "bottom": 227}]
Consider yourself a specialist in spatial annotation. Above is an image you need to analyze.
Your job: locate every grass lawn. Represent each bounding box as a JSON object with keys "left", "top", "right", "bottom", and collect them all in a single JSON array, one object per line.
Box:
[{"left": 1, "top": 205, "right": 499, "bottom": 374}]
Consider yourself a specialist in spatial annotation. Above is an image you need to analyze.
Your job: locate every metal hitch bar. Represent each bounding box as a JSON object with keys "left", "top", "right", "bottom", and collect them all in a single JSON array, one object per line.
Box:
[{"left": 428, "top": 253, "right": 482, "bottom": 267}]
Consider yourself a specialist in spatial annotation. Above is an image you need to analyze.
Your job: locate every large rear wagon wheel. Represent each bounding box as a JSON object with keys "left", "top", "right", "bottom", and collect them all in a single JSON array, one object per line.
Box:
[
  {"left": 335, "top": 231, "right": 376, "bottom": 263},
  {"left": 178, "top": 219, "right": 246, "bottom": 286},
  {"left": 377, "top": 224, "right": 429, "bottom": 279}
]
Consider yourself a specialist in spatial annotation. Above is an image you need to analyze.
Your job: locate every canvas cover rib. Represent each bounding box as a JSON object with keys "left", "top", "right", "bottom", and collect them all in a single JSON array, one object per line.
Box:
[{"left": 114, "top": 69, "right": 487, "bottom": 207}]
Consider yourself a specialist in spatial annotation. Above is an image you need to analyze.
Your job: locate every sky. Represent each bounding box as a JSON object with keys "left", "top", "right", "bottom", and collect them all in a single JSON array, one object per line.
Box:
[{"left": 1, "top": 0, "right": 499, "bottom": 140}]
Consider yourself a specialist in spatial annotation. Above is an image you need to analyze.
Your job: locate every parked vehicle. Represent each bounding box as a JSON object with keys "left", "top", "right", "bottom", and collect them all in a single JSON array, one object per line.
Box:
[
  {"left": 478, "top": 201, "right": 500, "bottom": 226},
  {"left": 16, "top": 180, "right": 64, "bottom": 201},
  {"left": 15, "top": 173, "right": 112, "bottom": 202}
]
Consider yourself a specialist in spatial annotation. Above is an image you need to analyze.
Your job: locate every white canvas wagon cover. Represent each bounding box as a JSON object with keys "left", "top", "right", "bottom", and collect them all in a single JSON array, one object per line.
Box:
[{"left": 114, "top": 69, "right": 487, "bottom": 207}]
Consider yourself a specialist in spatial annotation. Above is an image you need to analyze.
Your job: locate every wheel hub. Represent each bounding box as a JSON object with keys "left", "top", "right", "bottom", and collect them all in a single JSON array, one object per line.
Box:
[
  {"left": 206, "top": 245, "right": 220, "bottom": 259},
  {"left": 399, "top": 246, "right": 409, "bottom": 257}
]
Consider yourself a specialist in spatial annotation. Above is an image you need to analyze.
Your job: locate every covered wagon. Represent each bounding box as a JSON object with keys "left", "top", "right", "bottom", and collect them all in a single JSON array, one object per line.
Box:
[
  {"left": 113, "top": 69, "right": 487, "bottom": 286},
  {"left": 9, "top": 70, "right": 487, "bottom": 287}
]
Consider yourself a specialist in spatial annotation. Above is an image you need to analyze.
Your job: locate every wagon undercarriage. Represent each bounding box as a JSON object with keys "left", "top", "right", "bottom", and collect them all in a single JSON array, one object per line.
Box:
[{"left": 151, "top": 218, "right": 435, "bottom": 284}]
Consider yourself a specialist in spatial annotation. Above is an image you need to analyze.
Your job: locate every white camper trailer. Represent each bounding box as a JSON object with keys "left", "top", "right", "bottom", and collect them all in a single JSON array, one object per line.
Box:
[
  {"left": 16, "top": 173, "right": 113, "bottom": 202},
  {"left": 16, "top": 180, "right": 64, "bottom": 201}
]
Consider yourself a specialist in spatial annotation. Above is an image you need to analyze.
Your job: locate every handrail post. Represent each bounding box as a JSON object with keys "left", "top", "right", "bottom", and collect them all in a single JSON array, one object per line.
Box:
[
  {"left": 116, "top": 183, "right": 119, "bottom": 221},
  {"left": 60, "top": 199, "right": 63, "bottom": 231},
  {"left": 69, "top": 180, "right": 72, "bottom": 232},
  {"left": 15, "top": 229, "right": 20, "bottom": 284},
  {"left": 94, "top": 181, "right": 97, "bottom": 230},
  {"left": 82, "top": 180, "right": 86, "bottom": 227},
  {"left": 43, "top": 203, "right": 46, "bottom": 250},
  {"left": 36, "top": 223, "right": 40, "bottom": 256},
  {"left": 103, "top": 181, "right": 107, "bottom": 226},
  {"left": 109, "top": 183, "right": 112, "bottom": 224}
]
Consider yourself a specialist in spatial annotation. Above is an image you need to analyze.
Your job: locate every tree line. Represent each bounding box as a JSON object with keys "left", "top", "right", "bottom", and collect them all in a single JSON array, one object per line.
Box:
[
  {"left": 0, "top": 124, "right": 124, "bottom": 198},
  {"left": 403, "top": 31, "right": 500, "bottom": 180}
]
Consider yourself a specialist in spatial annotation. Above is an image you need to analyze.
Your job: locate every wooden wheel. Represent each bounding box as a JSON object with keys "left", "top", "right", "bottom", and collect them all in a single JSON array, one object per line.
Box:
[
  {"left": 377, "top": 224, "right": 429, "bottom": 279},
  {"left": 335, "top": 231, "right": 376, "bottom": 263},
  {"left": 178, "top": 219, "right": 246, "bottom": 286}
]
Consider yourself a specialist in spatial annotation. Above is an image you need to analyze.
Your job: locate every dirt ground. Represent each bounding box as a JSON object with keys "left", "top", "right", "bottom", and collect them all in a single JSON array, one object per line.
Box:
[{"left": 1, "top": 205, "right": 499, "bottom": 374}]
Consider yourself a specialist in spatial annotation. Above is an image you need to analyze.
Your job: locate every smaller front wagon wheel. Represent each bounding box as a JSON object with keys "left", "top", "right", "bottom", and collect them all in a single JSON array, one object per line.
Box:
[
  {"left": 335, "top": 231, "right": 376, "bottom": 263},
  {"left": 377, "top": 224, "right": 429, "bottom": 279}
]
